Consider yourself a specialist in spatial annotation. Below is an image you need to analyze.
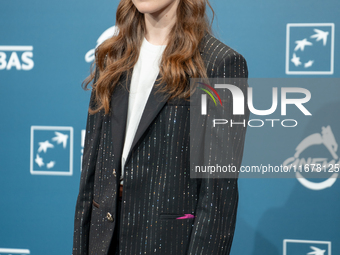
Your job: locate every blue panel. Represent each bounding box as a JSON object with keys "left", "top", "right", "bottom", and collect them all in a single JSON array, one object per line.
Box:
[{"left": 0, "top": 1, "right": 339, "bottom": 254}]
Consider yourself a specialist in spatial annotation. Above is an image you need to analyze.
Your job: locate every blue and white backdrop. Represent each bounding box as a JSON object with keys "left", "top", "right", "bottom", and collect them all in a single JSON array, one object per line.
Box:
[{"left": 1, "top": 0, "right": 339, "bottom": 254}]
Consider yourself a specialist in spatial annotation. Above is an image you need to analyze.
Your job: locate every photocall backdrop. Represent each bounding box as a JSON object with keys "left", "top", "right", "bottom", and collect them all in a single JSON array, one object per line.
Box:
[{"left": 1, "top": 0, "right": 339, "bottom": 254}]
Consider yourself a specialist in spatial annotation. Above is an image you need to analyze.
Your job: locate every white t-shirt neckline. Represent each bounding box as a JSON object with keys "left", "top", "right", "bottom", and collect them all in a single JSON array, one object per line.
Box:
[
  {"left": 142, "top": 37, "right": 167, "bottom": 52},
  {"left": 120, "top": 37, "right": 166, "bottom": 184}
]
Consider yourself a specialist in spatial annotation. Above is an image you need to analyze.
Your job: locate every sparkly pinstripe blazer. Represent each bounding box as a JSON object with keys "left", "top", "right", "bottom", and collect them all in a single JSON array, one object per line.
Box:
[{"left": 73, "top": 32, "right": 249, "bottom": 255}]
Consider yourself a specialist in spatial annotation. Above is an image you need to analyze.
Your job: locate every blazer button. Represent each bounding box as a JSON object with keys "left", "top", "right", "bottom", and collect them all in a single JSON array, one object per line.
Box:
[
  {"left": 112, "top": 169, "right": 116, "bottom": 176},
  {"left": 106, "top": 212, "right": 114, "bottom": 222}
]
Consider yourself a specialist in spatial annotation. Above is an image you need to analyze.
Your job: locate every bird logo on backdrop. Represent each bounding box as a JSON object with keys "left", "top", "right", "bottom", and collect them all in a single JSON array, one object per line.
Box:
[
  {"left": 283, "top": 239, "right": 331, "bottom": 255},
  {"left": 307, "top": 246, "right": 326, "bottom": 255},
  {"left": 34, "top": 132, "right": 69, "bottom": 169},
  {"left": 286, "top": 23, "right": 334, "bottom": 75},
  {"left": 30, "top": 126, "right": 73, "bottom": 176},
  {"left": 291, "top": 29, "right": 328, "bottom": 69}
]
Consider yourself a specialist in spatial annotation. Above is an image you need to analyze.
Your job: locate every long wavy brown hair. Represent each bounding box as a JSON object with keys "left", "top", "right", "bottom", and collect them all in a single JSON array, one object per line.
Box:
[{"left": 84, "top": 0, "right": 214, "bottom": 114}]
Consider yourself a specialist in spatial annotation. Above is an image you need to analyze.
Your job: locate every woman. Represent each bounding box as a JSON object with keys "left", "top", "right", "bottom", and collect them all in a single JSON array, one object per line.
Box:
[{"left": 73, "top": 0, "right": 249, "bottom": 254}]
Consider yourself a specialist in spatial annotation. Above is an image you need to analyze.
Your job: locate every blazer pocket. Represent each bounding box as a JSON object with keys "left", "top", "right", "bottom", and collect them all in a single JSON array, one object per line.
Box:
[
  {"left": 92, "top": 199, "right": 100, "bottom": 209},
  {"left": 159, "top": 213, "right": 195, "bottom": 220}
]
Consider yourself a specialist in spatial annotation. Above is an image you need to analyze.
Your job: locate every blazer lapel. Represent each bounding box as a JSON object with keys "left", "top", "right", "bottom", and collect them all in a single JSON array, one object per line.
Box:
[
  {"left": 110, "top": 70, "right": 131, "bottom": 173},
  {"left": 116, "top": 32, "right": 208, "bottom": 166},
  {"left": 126, "top": 73, "right": 170, "bottom": 163}
]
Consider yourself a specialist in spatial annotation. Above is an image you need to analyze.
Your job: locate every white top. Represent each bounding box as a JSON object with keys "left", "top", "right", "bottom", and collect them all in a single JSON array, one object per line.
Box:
[{"left": 120, "top": 37, "right": 166, "bottom": 184}]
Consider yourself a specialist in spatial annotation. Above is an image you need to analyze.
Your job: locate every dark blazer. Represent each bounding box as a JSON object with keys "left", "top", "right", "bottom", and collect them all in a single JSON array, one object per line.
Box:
[{"left": 73, "top": 32, "right": 249, "bottom": 255}]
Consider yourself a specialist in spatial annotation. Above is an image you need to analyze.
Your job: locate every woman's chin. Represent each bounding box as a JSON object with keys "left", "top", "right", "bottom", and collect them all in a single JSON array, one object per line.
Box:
[{"left": 132, "top": 0, "right": 176, "bottom": 15}]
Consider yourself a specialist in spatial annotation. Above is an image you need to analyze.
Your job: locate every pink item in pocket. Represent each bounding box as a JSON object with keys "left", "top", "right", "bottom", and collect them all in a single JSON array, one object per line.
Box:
[{"left": 176, "top": 214, "right": 195, "bottom": 219}]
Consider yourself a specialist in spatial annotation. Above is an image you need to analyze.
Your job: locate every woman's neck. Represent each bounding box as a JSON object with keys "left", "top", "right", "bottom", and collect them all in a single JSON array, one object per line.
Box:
[{"left": 144, "top": 0, "right": 179, "bottom": 46}]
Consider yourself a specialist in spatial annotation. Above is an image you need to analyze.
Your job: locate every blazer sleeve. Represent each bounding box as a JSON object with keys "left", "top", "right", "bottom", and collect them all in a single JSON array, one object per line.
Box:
[
  {"left": 187, "top": 53, "right": 249, "bottom": 255},
  {"left": 72, "top": 68, "right": 103, "bottom": 255}
]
